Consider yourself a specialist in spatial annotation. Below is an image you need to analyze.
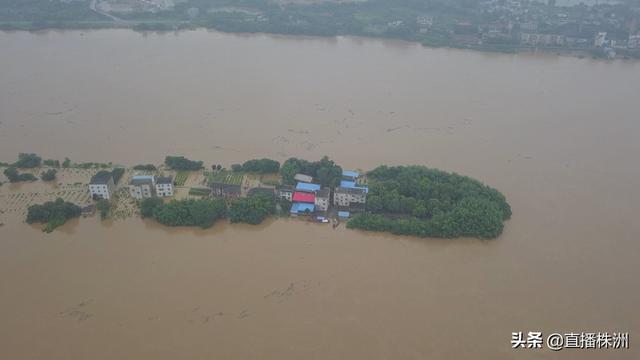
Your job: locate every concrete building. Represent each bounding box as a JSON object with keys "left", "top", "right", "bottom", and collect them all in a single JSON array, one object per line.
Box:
[
  {"left": 629, "top": 34, "right": 640, "bottom": 49},
  {"left": 595, "top": 32, "right": 607, "bottom": 47},
  {"left": 314, "top": 188, "right": 331, "bottom": 212},
  {"left": 129, "top": 175, "right": 155, "bottom": 199},
  {"left": 155, "top": 176, "right": 173, "bottom": 197},
  {"left": 89, "top": 172, "right": 115, "bottom": 200},
  {"left": 520, "top": 33, "right": 565, "bottom": 46},
  {"left": 277, "top": 185, "right": 294, "bottom": 201},
  {"left": 333, "top": 186, "right": 367, "bottom": 208}
]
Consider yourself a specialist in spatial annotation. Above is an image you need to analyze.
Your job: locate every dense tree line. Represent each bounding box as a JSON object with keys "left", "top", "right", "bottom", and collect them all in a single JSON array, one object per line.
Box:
[
  {"left": 43, "top": 159, "right": 60, "bottom": 168},
  {"left": 280, "top": 156, "right": 342, "bottom": 188},
  {"left": 133, "top": 164, "right": 157, "bottom": 171},
  {"left": 229, "top": 195, "right": 275, "bottom": 224},
  {"left": 139, "top": 198, "right": 226, "bottom": 229},
  {"left": 165, "top": 156, "right": 203, "bottom": 171},
  {"left": 13, "top": 153, "right": 41, "bottom": 168},
  {"left": 234, "top": 158, "right": 280, "bottom": 174},
  {"left": 41, "top": 169, "right": 57, "bottom": 182},
  {"left": 3, "top": 167, "right": 37, "bottom": 182},
  {"left": 347, "top": 165, "right": 511, "bottom": 239},
  {"left": 26, "top": 198, "right": 81, "bottom": 232}
]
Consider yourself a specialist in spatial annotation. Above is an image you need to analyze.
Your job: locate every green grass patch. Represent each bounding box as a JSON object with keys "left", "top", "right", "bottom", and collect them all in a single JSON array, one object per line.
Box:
[
  {"left": 189, "top": 187, "right": 212, "bottom": 196},
  {"left": 208, "top": 170, "right": 243, "bottom": 185},
  {"left": 175, "top": 171, "right": 189, "bottom": 186}
]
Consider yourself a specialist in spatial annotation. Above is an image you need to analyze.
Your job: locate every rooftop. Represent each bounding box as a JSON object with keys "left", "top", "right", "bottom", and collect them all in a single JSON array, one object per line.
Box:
[
  {"left": 156, "top": 176, "right": 172, "bottom": 184},
  {"left": 342, "top": 170, "right": 359, "bottom": 178},
  {"left": 90, "top": 172, "right": 112, "bottom": 185},
  {"left": 293, "top": 191, "right": 315, "bottom": 203},
  {"left": 296, "top": 182, "right": 321, "bottom": 192},
  {"left": 290, "top": 202, "right": 315, "bottom": 214},
  {"left": 316, "top": 188, "right": 330, "bottom": 198},
  {"left": 131, "top": 177, "right": 154, "bottom": 186}
]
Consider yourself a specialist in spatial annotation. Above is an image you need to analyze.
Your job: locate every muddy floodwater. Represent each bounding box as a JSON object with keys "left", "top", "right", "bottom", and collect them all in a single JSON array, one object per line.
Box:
[{"left": 0, "top": 30, "right": 639, "bottom": 359}]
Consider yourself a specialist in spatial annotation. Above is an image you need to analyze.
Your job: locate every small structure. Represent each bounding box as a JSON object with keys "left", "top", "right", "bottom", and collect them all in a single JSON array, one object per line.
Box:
[
  {"left": 314, "top": 188, "right": 330, "bottom": 212},
  {"left": 211, "top": 183, "right": 241, "bottom": 198},
  {"left": 338, "top": 211, "right": 350, "bottom": 219},
  {"left": 89, "top": 172, "right": 115, "bottom": 200},
  {"left": 290, "top": 202, "right": 315, "bottom": 215},
  {"left": 129, "top": 175, "right": 155, "bottom": 199},
  {"left": 155, "top": 176, "right": 173, "bottom": 197},
  {"left": 294, "top": 173, "right": 313, "bottom": 183},
  {"left": 277, "top": 185, "right": 294, "bottom": 202},
  {"left": 295, "top": 182, "right": 321, "bottom": 193}
]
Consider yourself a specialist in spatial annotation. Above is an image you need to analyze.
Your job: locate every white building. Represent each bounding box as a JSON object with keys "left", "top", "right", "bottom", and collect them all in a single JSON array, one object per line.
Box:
[
  {"left": 595, "top": 32, "right": 607, "bottom": 47},
  {"left": 629, "top": 34, "right": 640, "bottom": 49},
  {"left": 333, "top": 187, "right": 367, "bottom": 207},
  {"left": 314, "top": 188, "right": 331, "bottom": 212},
  {"left": 155, "top": 176, "right": 174, "bottom": 197},
  {"left": 129, "top": 175, "right": 155, "bottom": 199},
  {"left": 277, "top": 185, "right": 294, "bottom": 202},
  {"left": 89, "top": 172, "right": 115, "bottom": 200},
  {"left": 294, "top": 173, "right": 313, "bottom": 183}
]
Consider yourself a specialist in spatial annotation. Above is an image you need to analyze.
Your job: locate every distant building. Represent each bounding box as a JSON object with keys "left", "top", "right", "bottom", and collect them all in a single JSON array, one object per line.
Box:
[
  {"left": 89, "top": 172, "right": 115, "bottom": 200},
  {"left": 277, "top": 185, "right": 294, "bottom": 202},
  {"left": 155, "top": 176, "right": 173, "bottom": 197},
  {"left": 294, "top": 174, "right": 313, "bottom": 183},
  {"left": 520, "top": 33, "right": 565, "bottom": 47},
  {"left": 129, "top": 175, "right": 155, "bottom": 199},
  {"left": 629, "top": 34, "right": 640, "bottom": 49},
  {"left": 334, "top": 186, "right": 367, "bottom": 209},
  {"left": 595, "top": 32, "right": 607, "bottom": 47},
  {"left": 314, "top": 188, "right": 331, "bottom": 212}
]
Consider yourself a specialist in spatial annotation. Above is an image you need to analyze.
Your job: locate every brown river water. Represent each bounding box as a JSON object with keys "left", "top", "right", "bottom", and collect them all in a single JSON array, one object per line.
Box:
[{"left": 0, "top": 30, "right": 639, "bottom": 359}]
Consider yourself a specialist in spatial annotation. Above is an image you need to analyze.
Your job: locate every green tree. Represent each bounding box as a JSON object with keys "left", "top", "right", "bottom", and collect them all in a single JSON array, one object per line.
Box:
[
  {"left": 41, "top": 169, "right": 57, "bottom": 181},
  {"left": 96, "top": 199, "right": 111, "bottom": 220}
]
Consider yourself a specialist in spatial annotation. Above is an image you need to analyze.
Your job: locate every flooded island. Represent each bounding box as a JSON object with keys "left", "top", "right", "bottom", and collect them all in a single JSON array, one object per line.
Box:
[{"left": 2, "top": 152, "right": 511, "bottom": 239}]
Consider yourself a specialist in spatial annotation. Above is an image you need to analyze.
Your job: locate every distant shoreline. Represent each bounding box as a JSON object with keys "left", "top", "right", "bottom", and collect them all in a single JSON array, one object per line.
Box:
[{"left": 0, "top": 23, "right": 635, "bottom": 62}]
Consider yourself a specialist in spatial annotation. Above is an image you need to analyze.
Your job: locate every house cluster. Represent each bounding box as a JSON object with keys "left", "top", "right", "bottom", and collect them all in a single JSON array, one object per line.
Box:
[
  {"left": 128, "top": 175, "right": 173, "bottom": 199},
  {"left": 88, "top": 172, "right": 173, "bottom": 200},
  {"left": 277, "top": 170, "right": 368, "bottom": 217}
]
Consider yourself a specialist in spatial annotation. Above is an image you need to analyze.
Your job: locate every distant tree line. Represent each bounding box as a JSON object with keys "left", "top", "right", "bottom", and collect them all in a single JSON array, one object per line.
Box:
[
  {"left": 231, "top": 158, "right": 280, "bottom": 174},
  {"left": 347, "top": 165, "right": 511, "bottom": 239},
  {"left": 280, "top": 156, "right": 342, "bottom": 188},
  {"left": 165, "top": 156, "right": 203, "bottom": 171},
  {"left": 133, "top": 164, "right": 157, "bottom": 171},
  {"left": 26, "top": 198, "right": 81, "bottom": 232}
]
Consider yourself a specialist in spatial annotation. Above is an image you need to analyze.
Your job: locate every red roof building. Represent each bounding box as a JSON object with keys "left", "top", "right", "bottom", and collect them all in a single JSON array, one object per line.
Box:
[{"left": 293, "top": 191, "right": 315, "bottom": 203}]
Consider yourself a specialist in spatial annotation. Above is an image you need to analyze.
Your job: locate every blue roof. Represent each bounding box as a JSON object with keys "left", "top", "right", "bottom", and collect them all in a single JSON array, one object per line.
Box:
[
  {"left": 340, "top": 180, "right": 356, "bottom": 188},
  {"left": 340, "top": 180, "right": 369, "bottom": 193},
  {"left": 296, "top": 183, "right": 321, "bottom": 192},
  {"left": 290, "top": 202, "right": 315, "bottom": 214},
  {"left": 338, "top": 211, "right": 350, "bottom": 218},
  {"left": 342, "top": 170, "right": 359, "bottom": 178}
]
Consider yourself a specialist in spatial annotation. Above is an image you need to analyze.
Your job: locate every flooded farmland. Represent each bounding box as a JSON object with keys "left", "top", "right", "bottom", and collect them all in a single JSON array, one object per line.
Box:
[{"left": 0, "top": 30, "right": 639, "bottom": 359}]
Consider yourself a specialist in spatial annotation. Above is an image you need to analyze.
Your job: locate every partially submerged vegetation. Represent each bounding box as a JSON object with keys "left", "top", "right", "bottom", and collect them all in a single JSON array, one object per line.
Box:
[
  {"left": 26, "top": 198, "right": 81, "bottom": 233},
  {"left": 139, "top": 198, "right": 227, "bottom": 229},
  {"left": 229, "top": 195, "right": 275, "bottom": 225},
  {"left": 165, "top": 156, "right": 203, "bottom": 171},
  {"left": 40, "top": 169, "right": 57, "bottom": 182},
  {"left": 347, "top": 166, "right": 511, "bottom": 239},
  {"left": 280, "top": 156, "right": 342, "bottom": 188},
  {"left": 4, "top": 167, "right": 38, "bottom": 183}
]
